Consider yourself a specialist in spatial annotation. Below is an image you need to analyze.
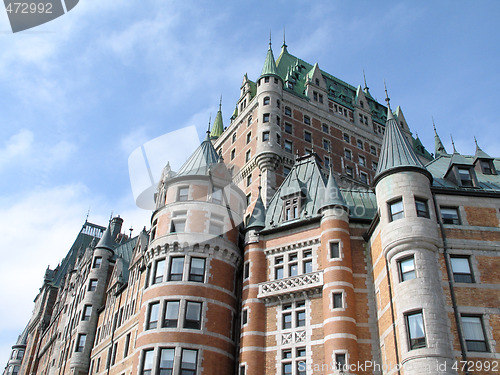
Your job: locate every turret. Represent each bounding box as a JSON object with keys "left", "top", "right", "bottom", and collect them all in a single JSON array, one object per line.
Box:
[{"left": 373, "top": 88, "right": 455, "bottom": 374}]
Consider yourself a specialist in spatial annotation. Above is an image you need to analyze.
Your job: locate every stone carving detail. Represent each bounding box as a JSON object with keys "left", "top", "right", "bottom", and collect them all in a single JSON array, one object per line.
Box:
[
  {"left": 258, "top": 271, "right": 323, "bottom": 298},
  {"left": 281, "top": 330, "right": 306, "bottom": 344}
]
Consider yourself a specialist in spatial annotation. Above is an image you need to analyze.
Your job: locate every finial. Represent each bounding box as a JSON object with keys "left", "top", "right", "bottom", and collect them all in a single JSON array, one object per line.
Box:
[
  {"left": 474, "top": 136, "right": 478, "bottom": 148},
  {"left": 432, "top": 116, "right": 436, "bottom": 132},
  {"left": 384, "top": 80, "right": 391, "bottom": 110},
  {"left": 258, "top": 173, "right": 262, "bottom": 191},
  {"left": 363, "top": 69, "right": 368, "bottom": 90},
  {"left": 282, "top": 27, "right": 287, "bottom": 48},
  {"left": 207, "top": 113, "right": 212, "bottom": 135},
  {"left": 416, "top": 132, "right": 419, "bottom": 138},
  {"left": 269, "top": 30, "right": 272, "bottom": 47},
  {"left": 311, "top": 138, "right": 315, "bottom": 154},
  {"left": 219, "top": 95, "right": 222, "bottom": 110},
  {"left": 450, "top": 134, "right": 457, "bottom": 153},
  {"left": 129, "top": 226, "right": 133, "bottom": 238},
  {"left": 86, "top": 206, "right": 90, "bottom": 222}
]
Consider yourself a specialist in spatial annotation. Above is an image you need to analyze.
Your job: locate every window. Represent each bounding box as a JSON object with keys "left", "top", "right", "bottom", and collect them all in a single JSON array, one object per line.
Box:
[
  {"left": 282, "top": 301, "right": 306, "bottom": 329},
  {"left": 262, "top": 131, "right": 270, "bottom": 142},
  {"left": 184, "top": 301, "right": 202, "bottom": 329},
  {"left": 282, "top": 348, "right": 306, "bottom": 375},
  {"left": 343, "top": 133, "right": 350, "bottom": 142},
  {"left": 303, "top": 249, "right": 312, "bottom": 274},
  {"left": 370, "top": 145, "right": 377, "bottom": 155},
  {"left": 358, "top": 155, "right": 366, "bottom": 167},
  {"left": 246, "top": 132, "right": 251, "bottom": 144},
  {"left": 230, "top": 149, "right": 235, "bottom": 160},
  {"left": 283, "top": 166, "right": 291, "bottom": 176},
  {"left": 304, "top": 131, "right": 312, "bottom": 143},
  {"left": 178, "top": 187, "right": 189, "bottom": 201},
  {"left": 345, "top": 166, "right": 353, "bottom": 177},
  {"left": 319, "top": 94, "right": 323, "bottom": 104},
  {"left": 360, "top": 172, "right": 368, "bottom": 185},
  {"left": 277, "top": 99, "right": 281, "bottom": 108},
  {"left": 458, "top": 168, "right": 473, "bottom": 186},
  {"left": 141, "top": 349, "right": 154, "bottom": 375},
  {"left": 245, "top": 150, "right": 251, "bottom": 162},
  {"left": 441, "top": 207, "right": 460, "bottom": 225},
  {"left": 323, "top": 139, "right": 330, "bottom": 151},
  {"left": 263, "top": 113, "right": 270, "bottom": 123},
  {"left": 153, "top": 259, "right": 165, "bottom": 284},
  {"left": 335, "top": 353, "right": 346, "bottom": 371},
  {"left": 275, "top": 256, "right": 284, "bottom": 279},
  {"left": 123, "top": 333, "right": 131, "bottom": 357},
  {"left": 289, "top": 253, "right": 298, "bottom": 277},
  {"left": 181, "top": 349, "right": 198, "bottom": 375},
  {"left": 163, "top": 300, "right": 180, "bottom": 328},
  {"left": 313, "top": 91, "right": 318, "bottom": 101},
  {"left": 322, "top": 123, "right": 329, "bottom": 133},
  {"left": 242, "top": 309, "right": 248, "bottom": 325},
  {"left": 398, "top": 256, "right": 416, "bottom": 281},
  {"left": 389, "top": 199, "right": 404, "bottom": 221},
  {"left": 82, "top": 305, "right": 92, "bottom": 321},
  {"left": 244, "top": 262, "right": 250, "bottom": 279},
  {"left": 415, "top": 199, "right": 429, "bottom": 218},
  {"left": 324, "top": 157, "right": 330, "bottom": 169},
  {"left": 170, "top": 211, "right": 186, "bottom": 233},
  {"left": 159, "top": 348, "right": 175, "bottom": 374},
  {"left": 285, "top": 106, "right": 292, "bottom": 116},
  {"left": 406, "top": 311, "right": 426, "bottom": 349},
  {"left": 263, "top": 96, "right": 270, "bottom": 105},
  {"left": 147, "top": 302, "right": 160, "bottom": 329},
  {"left": 357, "top": 139, "right": 363, "bottom": 149},
  {"left": 284, "top": 140, "right": 293, "bottom": 153},
  {"left": 480, "top": 160, "right": 495, "bottom": 175},
  {"left": 344, "top": 149, "right": 352, "bottom": 160},
  {"left": 450, "top": 256, "right": 474, "bottom": 283},
  {"left": 284, "top": 198, "right": 299, "bottom": 221},
  {"left": 304, "top": 115, "right": 310, "bottom": 125},
  {"left": 111, "top": 342, "right": 117, "bottom": 366},
  {"left": 92, "top": 257, "right": 102, "bottom": 269},
  {"left": 189, "top": 258, "right": 205, "bottom": 282},
  {"left": 246, "top": 174, "right": 252, "bottom": 187},
  {"left": 76, "top": 334, "right": 86, "bottom": 352},
  {"left": 247, "top": 115, "right": 252, "bottom": 126},
  {"left": 333, "top": 293, "right": 343, "bottom": 309},
  {"left": 276, "top": 133, "right": 281, "bottom": 144},
  {"left": 232, "top": 133, "right": 236, "bottom": 144},
  {"left": 372, "top": 161, "right": 378, "bottom": 171},
  {"left": 168, "top": 257, "right": 184, "bottom": 281},
  {"left": 264, "top": 77, "right": 269, "bottom": 83},
  {"left": 16, "top": 350, "right": 24, "bottom": 360},
  {"left": 240, "top": 365, "right": 246, "bottom": 375},
  {"left": 330, "top": 242, "right": 340, "bottom": 259},
  {"left": 461, "top": 315, "right": 488, "bottom": 352},
  {"left": 11, "top": 366, "right": 20, "bottom": 375},
  {"left": 88, "top": 279, "right": 97, "bottom": 292},
  {"left": 284, "top": 122, "right": 292, "bottom": 134}
]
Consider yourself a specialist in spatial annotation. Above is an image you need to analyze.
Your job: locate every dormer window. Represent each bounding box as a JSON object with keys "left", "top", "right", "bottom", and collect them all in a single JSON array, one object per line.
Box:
[
  {"left": 480, "top": 160, "right": 495, "bottom": 175},
  {"left": 284, "top": 198, "right": 299, "bottom": 221},
  {"left": 458, "top": 168, "right": 474, "bottom": 187}
]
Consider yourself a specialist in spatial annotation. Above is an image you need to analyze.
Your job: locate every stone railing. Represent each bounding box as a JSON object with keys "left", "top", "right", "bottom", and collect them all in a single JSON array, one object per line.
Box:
[{"left": 257, "top": 271, "right": 323, "bottom": 299}]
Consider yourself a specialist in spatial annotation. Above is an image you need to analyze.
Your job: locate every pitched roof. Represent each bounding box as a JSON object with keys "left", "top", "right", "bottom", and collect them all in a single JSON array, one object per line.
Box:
[
  {"left": 373, "top": 106, "right": 430, "bottom": 184},
  {"left": 247, "top": 187, "right": 266, "bottom": 230},
  {"left": 261, "top": 43, "right": 279, "bottom": 78},
  {"left": 175, "top": 133, "right": 220, "bottom": 177},
  {"left": 434, "top": 124, "right": 447, "bottom": 157},
  {"left": 318, "top": 169, "right": 346, "bottom": 212},
  {"left": 474, "top": 139, "right": 494, "bottom": 161}
]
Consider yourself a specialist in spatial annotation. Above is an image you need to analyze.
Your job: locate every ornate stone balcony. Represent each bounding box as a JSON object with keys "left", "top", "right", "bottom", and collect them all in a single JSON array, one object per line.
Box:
[{"left": 257, "top": 271, "right": 323, "bottom": 300}]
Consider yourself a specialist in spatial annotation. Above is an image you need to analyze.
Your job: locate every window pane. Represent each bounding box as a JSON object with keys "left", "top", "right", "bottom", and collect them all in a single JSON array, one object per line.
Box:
[
  {"left": 142, "top": 350, "right": 154, "bottom": 374},
  {"left": 304, "top": 260, "right": 312, "bottom": 274},
  {"left": 330, "top": 242, "right": 340, "bottom": 258},
  {"left": 283, "top": 313, "right": 292, "bottom": 329},
  {"left": 289, "top": 264, "right": 298, "bottom": 277},
  {"left": 416, "top": 200, "right": 429, "bottom": 218},
  {"left": 189, "top": 258, "right": 205, "bottom": 282},
  {"left": 451, "top": 257, "right": 470, "bottom": 274},
  {"left": 148, "top": 303, "right": 159, "bottom": 329},
  {"left": 159, "top": 348, "right": 174, "bottom": 374},
  {"left": 441, "top": 207, "right": 460, "bottom": 224},
  {"left": 407, "top": 312, "right": 426, "bottom": 349},
  {"left": 462, "top": 316, "right": 485, "bottom": 340},
  {"left": 400, "top": 257, "right": 416, "bottom": 281},
  {"left": 184, "top": 302, "right": 202, "bottom": 329},
  {"left": 333, "top": 293, "right": 343, "bottom": 308},
  {"left": 283, "top": 363, "right": 292, "bottom": 375},
  {"left": 169, "top": 257, "right": 184, "bottom": 281},
  {"left": 275, "top": 267, "right": 283, "bottom": 279},
  {"left": 296, "top": 310, "right": 306, "bottom": 327},
  {"left": 181, "top": 349, "right": 197, "bottom": 373},
  {"left": 154, "top": 260, "right": 165, "bottom": 284},
  {"left": 390, "top": 200, "right": 404, "bottom": 221},
  {"left": 164, "top": 301, "right": 179, "bottom": 328}
]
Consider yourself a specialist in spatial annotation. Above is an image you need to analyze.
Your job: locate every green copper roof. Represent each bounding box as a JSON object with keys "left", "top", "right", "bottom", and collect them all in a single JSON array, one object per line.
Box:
[
  {"left": 474, "top": 138, "right": 493, "bottom": 161},
  {"left": 318, "top": 169, "right": 346, "bottom": 212},
  {"left": 261, "top": 43, "right": 279, "bottom": 77},
  {"left": 175, "top": 132, "right": 220, "bottom": 177},
  {"left": 247, "top": 187, "right": 266, "bottom": 230},
  {"left": 95, "top": 224, "right": 116, "bottom": 250},
  {"left": 374, "top": 106, "right": 429, "bottom": 184},
  {"left": 434, "top": 124, "right": 447, "bottom": 157},
  {"left": 413, "top": 135, "right": 433, "bottom": 161},
  {"left": 210, "top": 99, "right": 224, "bottom": 138}
]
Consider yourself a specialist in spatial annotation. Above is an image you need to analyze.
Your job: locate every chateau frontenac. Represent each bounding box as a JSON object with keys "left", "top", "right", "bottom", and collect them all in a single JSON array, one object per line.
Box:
[{"left": 4, "top": 39, "right": 499, "bottom": 375}]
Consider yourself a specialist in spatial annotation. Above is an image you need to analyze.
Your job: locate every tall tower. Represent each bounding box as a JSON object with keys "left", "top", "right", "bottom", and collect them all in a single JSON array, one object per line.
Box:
[
  {"left": 373, "top": 93, "right": 455, "bottom": 374},
  {"left": 255, "top": 39, "right": 283, "bottom": 206},
  {"left": 137, "top": 132, "right": 246, "bottom": 374}
]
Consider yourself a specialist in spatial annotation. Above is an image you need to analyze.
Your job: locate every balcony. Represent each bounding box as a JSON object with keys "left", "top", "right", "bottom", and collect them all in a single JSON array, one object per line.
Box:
[{"left": 257, "top": 271, "right": 323, "bottom": 300}]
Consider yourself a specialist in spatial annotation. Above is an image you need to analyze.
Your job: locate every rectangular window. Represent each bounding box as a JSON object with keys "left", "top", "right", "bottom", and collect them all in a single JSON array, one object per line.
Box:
[
  {"left": 82, "top": 305, "right": 92, "bottom": 321},
  {"left": 246, "top": 132, "right": 252, "bottom": 144},
  {"left": 296, "top": 310, "right": 306, "bottom": 327},
  {"left": 324, "top": 156, "right": 330, "bottom": 169},
  {"left": 282, "top": 363, "right": 292, "bottom": 375},
  {"left": 450, "top": 256, "right": 474, "bottom": 283},
  {"left": 262, "top": 131, "right": 270, "bottom": 141},
  {"left": 333, "top": 293, "right": 343, "bottom": 309},
  {"left": 168, "top": 257, "right": 184, "bottom": 281},
  {"left": 263, "top": 113, "right": 270, "bottom": 123},
  {"left": 282, "top": 311, "right": 292, "bottom": 329},
  {"left": 370, "top": 145, "right": 377, "bottom": 155},
  {"left": 284, "top": 140, "right": 293, "bottom": 153},
  {"left": 111, "top": 342, "right": 117, "bottom": 366},
  {"left": 323, "top": 139, "right": 330, "bottom": 151},
  {"left": 304, "top": 131, "right": 312, "bottom": 143},
  {"left": 245, "top": 150, "right": 251, "bottom": 162},
  {"left": 285, "top": 107, "right": 292, "bottom": 116},
  {"left": 441, "top": 207, "right": 460, "bottom": 225},
  {"left": 141, "top": 349, "right": 154, "bottom": 375},
  {"left": 283, "top": 166, "right": 291, "bottom": 176},
  {"left": 415, "top": 199, "right": 429, "bottom": 218},
  {"left": 170, "top": 219, "right": 186, "bottom": 233},
  {"left": 360, "top": 172, "right": 368, "bottom": 184},
  {"left": 322, "top": 123, "right": 329, "bottom": 133},
  {"left": 275, "top": 266, "right": 284, "bottom": 279},
  {"left": 399, "top": 256, "right": 416, "bottom": 281},
  {"left": 462, "top": 315, "right": 488, "bottom": 352},
  {"left": 319, "top": 94, "right": 324, "bottom": 104},
  {"left": 246, "top": 174, "right": 252, "bottom": 187},
  {"left": 304, "top": 115, "right": 310, "bottom": 125},
  {"left": 343, "top": 133, "right": 350, "bottom": 142},
  {"left": 181, "top": 349, "right": 198, "bottom": 375},
  {"left": 153, "top": 259, "right": 165, "bottom": 284},
  {"left": 335, "top": 353, "right": 346, "bottom": 371},
  {"left": 184, "top": 301, "right": 202, "bottom": 329},
  {"left": 289, "top": 262, "right": 298, "bottom": 277},
  {"left": 159, "top": 348, "right": 175, "bottom": 374},
  {"left": 189, "top": 257, "right": 205, "bottom": 282},
  {"left": 163, "top": 300, "right": 180, "bottom": 328},
  {"left": 406, "top": 311, "right": 426, "bottom": 349},
  {"left": 242, "top": 309, "right": 248, "bottom": 325},
  {"left": 344, "top": 149, "right": 352, "bottom": 160},
  {"left": 389, "top": 199, "right": 404, "bottom": 221},
  {"left": 231, "top": 149, "right": 235, "bottom": 160},
  {"left": 147, "top": 302, "right": 160, "bottom": 330},
  {"left": 358, "top": 155, "right": 366, "bottom": 167},
  {"left": 357, "top": 139, "right": 363, "bottom": 149},
  {"left": 458, "top": 168, "right": 473, "bottom": 186},
  {"left": 330, "top": 242, "right": 340, "bottom": 259},
  {"left": 178, "top": 187, "right": 189, "bottom": 201},
  {"left": 88, "top": 279, "right": 97, "bottom": 292},
  {"left": 123, "top": 333, "right": 130, "bottom": 358},
  {"left": 372, "top": 161, "right": 378, "bottom": 171},
  {"left": 212, "top": 186, "right": 222, "bottom": 204},
  {"left": 480, "top": 160, "right": 494, "bottom": 175},
  {"left": 244, "top": 262, "right": 250, "bottom": 279},
  {"left": 284, "top": 122, "right": 292, "bottom": 134},
  {"left": 76, "top": 334, "right": 86, "bottom": 352},
  {"left": 92, "top": 257, "right": 102, "bottom": 268}
]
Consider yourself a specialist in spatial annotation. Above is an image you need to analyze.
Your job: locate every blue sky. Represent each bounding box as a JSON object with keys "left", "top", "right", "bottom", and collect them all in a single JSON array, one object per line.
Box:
[{"left": 1, "top": 0, "right": 499, "bottom": 363}]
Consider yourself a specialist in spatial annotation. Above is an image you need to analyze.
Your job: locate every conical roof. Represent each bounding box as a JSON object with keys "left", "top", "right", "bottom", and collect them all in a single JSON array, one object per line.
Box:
[
  {"left": 210, "top": 98, "right": 224, "bottom": 138},
  {"left": 247, "top": 187, "right": 266, "bottom": 230},
  {"left": 176, "top": 132, "right": 220, "bottom": 177},
  {"left": 374, "top": 101, "right": 430, "bottom": 185},
  {"left": 261, "top": 42, "right": 279, "bottom": 78},
  {"left": 474, "top": 138, "right": 493, "bottom": 161},
  {"left": 95, "top": 224, "right": 116, "bottom": 251},
  {"left": 434, "top": 123, "right": 447, "bottom": 157},
  {"left": 318, "top": 169, "right": 346, "bottom": 212}
]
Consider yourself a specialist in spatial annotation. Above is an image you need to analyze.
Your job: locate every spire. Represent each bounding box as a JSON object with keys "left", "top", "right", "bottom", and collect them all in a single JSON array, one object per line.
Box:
[
  {"left": 448, "top": 135, "right": 472, "bottom": 166},
  {"left": 433, "top": 118, "right": 447, "bottom": 157},
  {"left": 247, "top": 178, "right": 266, "bottom": 230},
  {"left": 319, "top": 167, "right": 346, "bottom": 213},
  {"left": 281, "top": 27, "right": 288, "bottom": 52},
  {"left": 474, "top": 137, "right": 493, "bottom": 160},
  {"left": 210, "top": 96, "right": 224, "bottom": 138},
  {"left": 176, "top": 129, "right": 220, "bottom": 177},
  {"left": 373, "top": 86, "right": 431, "bottom": 185},
  {"left": 260, "top": 38, "right": 279, "bottom": 78}
]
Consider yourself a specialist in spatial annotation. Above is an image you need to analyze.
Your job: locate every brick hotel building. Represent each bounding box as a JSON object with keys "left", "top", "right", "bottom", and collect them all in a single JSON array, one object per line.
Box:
[{"left": 3, "top": 39, "right": 499, "bottom": 375}]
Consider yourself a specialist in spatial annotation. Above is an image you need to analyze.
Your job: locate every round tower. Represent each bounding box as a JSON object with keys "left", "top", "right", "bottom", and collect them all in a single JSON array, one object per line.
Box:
[
  {"left": 318, "top": 171, "right": 359, "bottom": 373},
  {"left": 136, "top": 133, "right": 245, "bottom": 374},
  {"left": 255, "top": 40, "right": 283, "bottom": 206},
  {"left": 373, "top": 95, "right": 455, "bottom": 374}
]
